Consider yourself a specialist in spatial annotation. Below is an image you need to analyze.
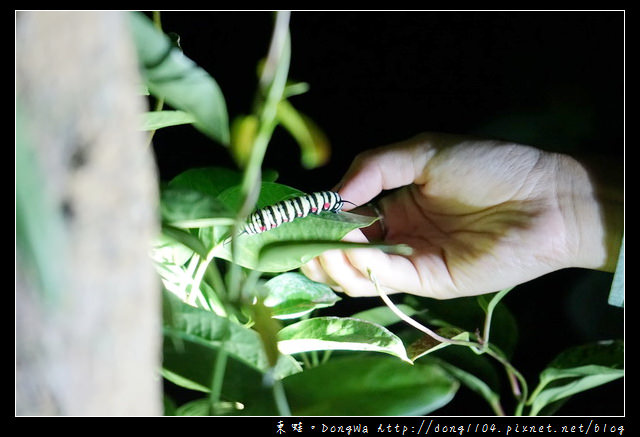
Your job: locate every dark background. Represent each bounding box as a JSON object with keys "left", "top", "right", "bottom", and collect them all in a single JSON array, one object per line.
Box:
[{"left": 151, "top": 11, "right": 624, "bottom": 416}]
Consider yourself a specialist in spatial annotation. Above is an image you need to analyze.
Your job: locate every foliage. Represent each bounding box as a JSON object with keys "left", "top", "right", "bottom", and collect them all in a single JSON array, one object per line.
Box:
[{"left": 131, "top": 11, "right": 623, "bottom": 416}]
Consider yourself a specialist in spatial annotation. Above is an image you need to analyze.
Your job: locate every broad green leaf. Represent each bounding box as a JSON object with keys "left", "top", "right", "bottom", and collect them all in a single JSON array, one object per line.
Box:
[
  {"left": 529, "top": 370, "right": 623, "bottom": 416},
  {"left": 545, "top": 339, "right": 624, "bottom": 370},
  {"left": 160, "top": 186, "right": 235, "bottom": 228},
  {"left": 141, "top": 110, "right": 196, "bottom": 131},
  {"left": 157, "top": 225, "right": 207, "bottom": 259},
  {"left": 168, "top": 167, "right": 244, "bottom": 199},
  {"left": 129, "top": 12, "right": 229, "bottom": 144},
  {"left": 216, "top": 181, "right": 305, "bottom": 214},
  {"left": 284, "top": 355, "right": 458, "bottom": 416},
  {"left": 527, "top": 340, "right": 624, "bottom": 416},
  {"left": 351, "top": 304, "right": 418, "bottom": 327},
  {"left": 257, "top": 238, "right": 409, "bottom": 273},
  {"left": 278, "top": 316, "right": 411, "bottom": 363},
  {"left": 163, "top": 293, "right": 302, "bottom": 380},
  {"left": 263, "top": 272, "right": 341, "bottom": 319}
]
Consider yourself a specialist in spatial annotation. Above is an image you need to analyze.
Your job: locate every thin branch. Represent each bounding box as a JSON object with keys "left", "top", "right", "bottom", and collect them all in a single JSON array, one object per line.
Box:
[{"left": 368, "top": 268, "right": 529, "bottom": 414}]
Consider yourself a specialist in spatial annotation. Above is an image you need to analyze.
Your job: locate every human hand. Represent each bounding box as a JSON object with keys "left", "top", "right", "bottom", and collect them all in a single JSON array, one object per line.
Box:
[{"left": 302, "top": 133, "right": 623, "bottom": 299}]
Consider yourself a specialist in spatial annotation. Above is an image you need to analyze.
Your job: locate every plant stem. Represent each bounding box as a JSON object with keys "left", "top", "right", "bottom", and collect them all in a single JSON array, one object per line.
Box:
[
  {"left": 300, "top": 352, "right": 312, "bottom": 368},
  {"left": 212, "top": 11, "right": 292, "bottom": 418},
  {"left": 209, "top": 346, "right": 229, "bottom": 412},
  {"left": 272, "top": 378, "right": 292, "bottom": 416},
  {"left": 321, "top": 350, "right": 333, "bottom": 365},
  {"left": 228, "top": 12, "right": 291, "bottom": 298},
  {"left": 369, "top": 268, "right": 529, "bottom": 414},
  {"left": 152, "top": 10, "right": 162, "bottom": 30},
  {"left": 191, "top": 246, "right": 226, "bottom": 316},
  {"left": 479, "top": 287, "right": 513, "bottom": 351},
  {"left": 310, "top": 350, "right": 319, "bottom": 367}
]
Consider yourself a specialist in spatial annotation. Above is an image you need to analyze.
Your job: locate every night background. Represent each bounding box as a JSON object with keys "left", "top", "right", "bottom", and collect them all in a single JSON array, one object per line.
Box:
[{"left": 150, "top": 11, "right": 624, "bottom": 415}]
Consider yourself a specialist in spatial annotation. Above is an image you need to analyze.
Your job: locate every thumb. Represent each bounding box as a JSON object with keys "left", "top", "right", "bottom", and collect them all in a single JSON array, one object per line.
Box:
[{"left": 334, "top": 139, "right": 435, "bottom": 208}]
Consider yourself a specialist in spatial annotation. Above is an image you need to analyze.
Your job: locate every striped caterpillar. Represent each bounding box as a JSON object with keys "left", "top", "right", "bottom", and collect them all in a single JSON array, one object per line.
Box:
[{"left": 242, "top": 191, "right": 355, "bottom": 236}]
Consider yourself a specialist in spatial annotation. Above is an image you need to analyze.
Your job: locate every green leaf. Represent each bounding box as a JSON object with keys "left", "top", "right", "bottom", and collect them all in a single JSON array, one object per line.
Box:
[
  {"left": 217, "top": 181, "right": 305, "bottom": 214},
  {"left": 163, "top": 293, "right": 302, "bottom": 380},
  {"left": 527, "top": 340, "right": 624, "bottom": 416},
  {"left": 151, "top": 231, "right": 201, "bottom": 302},
  {"left": 129, "top": 12, "right": 229, "bottom": 144},
  {"left": 230, "top": 114, "right": 259, "bottom": 168},
  {"left": 351, "top": 304, "right": 418, "bottom": 327},
  {"left": 160, "top": 186, "right": 235, "bottom": 228},
  {"left": 157, "top": 225, "right": 207, "bottom": 259},
  {"left": 168, "top": 167, "right": 244, "bottom": 199},
  {"left": 283, "top": 80, "right": 310, "bottom": 98},
  {"left": 263, "top": 272, "right": 341, "bottom": 319},
  {"left": 257, "top": 239, "right": 409, "bottom": 273},
  {"left": 284, "top": 355, "right": 458, "bottom": 416},
  {"left": 276, "top": 99, "right": 330, "bottom": 169},
  {"left": 174, "top": 398, "right": 211, "bottom": 416},
  {"left": 141, "top": 110, "right": 196, "bottom": 131},
  {"left": 278, "top": 316, "right": 411, "bottom": 363},
  {"left": 435, "top": 358, "right": 504, "bottom": 416}
]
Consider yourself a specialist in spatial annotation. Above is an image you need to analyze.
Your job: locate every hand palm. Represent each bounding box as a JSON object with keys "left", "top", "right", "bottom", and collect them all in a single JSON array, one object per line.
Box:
[{"left": 373, "top": 143, "right": 568, "bottom": 297}]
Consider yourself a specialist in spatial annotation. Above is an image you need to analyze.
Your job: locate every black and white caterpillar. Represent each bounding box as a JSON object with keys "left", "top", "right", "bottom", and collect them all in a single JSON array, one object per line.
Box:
[{"left": 242, "top": 191, "right": 355, "bottom": 236}]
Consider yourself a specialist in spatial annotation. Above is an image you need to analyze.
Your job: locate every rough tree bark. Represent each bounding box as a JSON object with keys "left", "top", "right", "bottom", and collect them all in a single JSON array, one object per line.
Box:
[{"left": 16, "top": 11, "right": 161, "bottom": 415}]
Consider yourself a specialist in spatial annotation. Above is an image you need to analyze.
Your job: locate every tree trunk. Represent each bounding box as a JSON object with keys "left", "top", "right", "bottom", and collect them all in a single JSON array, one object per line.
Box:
[{"left": 16, "top": 11, "right": 161, "bottom": 415}]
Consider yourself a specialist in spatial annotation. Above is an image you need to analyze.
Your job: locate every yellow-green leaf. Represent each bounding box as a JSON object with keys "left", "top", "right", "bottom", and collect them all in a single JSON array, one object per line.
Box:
[
  {"left": 276, "top": 99, "right": 330, "bottom": 168},
  {"left": 230, "top": 115, "right": 259, "bottom": 168}
]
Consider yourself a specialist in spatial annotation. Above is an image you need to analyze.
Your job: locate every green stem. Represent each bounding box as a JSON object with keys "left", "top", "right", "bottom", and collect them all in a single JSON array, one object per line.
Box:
[
  {"left": 310, "top": 350, "right": 319, "bottom": 367},
  {"left": 209, "top": 345, "right": 229, "bottom": 413},
  {"left": 479, "top": 287, "right": 513, "bottom": 351},
  {"left": 191, "top": 246, "right": 226, "bottom": 315},
  {"left": 321, "top": 350, "right": 333, "bottom": 365},
  {"left": 228, "top": 11, "right": 291, "bottom": 308},
  {"left": 152, "top": 10, "right": 162, "bottom": 30},
  {"left": 272, "top": 378, "right": 292, "bottom": 416},
  {"left": 238, "top": 14, "right": 291, "bottom": 216},
  {"left": 300, "top": 352, "right": 312, "bottom": 368},
  {"left": 212, "top": 11, "right": 292, "bottom": 417}
]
